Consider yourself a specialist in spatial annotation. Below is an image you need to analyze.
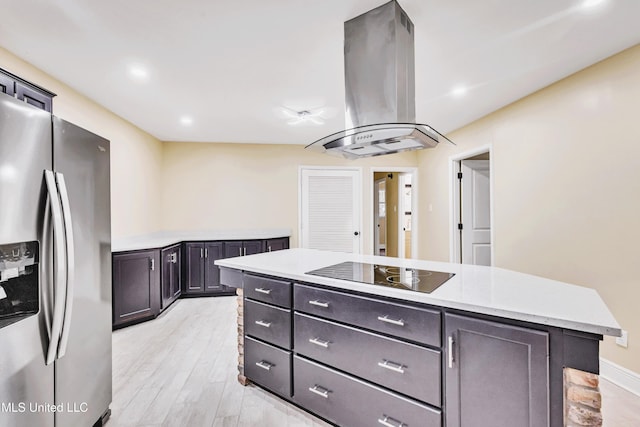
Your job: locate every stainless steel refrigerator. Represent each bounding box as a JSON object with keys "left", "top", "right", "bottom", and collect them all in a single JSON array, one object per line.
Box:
[{"left": 0, "top": 94, "right": 111, "bottom": 426}]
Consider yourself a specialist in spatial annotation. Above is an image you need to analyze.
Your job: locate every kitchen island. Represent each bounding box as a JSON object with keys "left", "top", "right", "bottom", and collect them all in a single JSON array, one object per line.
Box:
[{"left": 216, "top": 249, "right": 620, "bottom": 427}]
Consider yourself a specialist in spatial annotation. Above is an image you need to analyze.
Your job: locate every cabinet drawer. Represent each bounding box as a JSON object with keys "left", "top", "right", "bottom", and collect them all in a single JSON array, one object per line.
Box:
[
  {"left": 244, "top": 336, "right": 292, "bottom": 397},
  {"left": 244, "top": 299, "right": 291, "bottom": 349},
  {"left": 294, "top": 284, "right": 441, "bottom": 347},
  {"left": 294, "top": 313, "right": 441, "bottom": 406},
  {"left": 293, "top": 355, "right": 441, "bottom": 427},
  {"left": 244, "top": 274, "right": 292, "bottom": 308}
]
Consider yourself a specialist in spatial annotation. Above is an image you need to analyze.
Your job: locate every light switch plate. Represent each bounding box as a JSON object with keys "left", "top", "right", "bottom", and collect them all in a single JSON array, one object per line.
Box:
[{"left": 615, "top": 330, "right": 628, "bottom": 348}]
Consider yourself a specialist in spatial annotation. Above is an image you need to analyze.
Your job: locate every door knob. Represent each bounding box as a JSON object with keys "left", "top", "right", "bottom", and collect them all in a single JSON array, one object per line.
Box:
[{"left": 354, "top": 231, "right": 360, "bottom": 236}]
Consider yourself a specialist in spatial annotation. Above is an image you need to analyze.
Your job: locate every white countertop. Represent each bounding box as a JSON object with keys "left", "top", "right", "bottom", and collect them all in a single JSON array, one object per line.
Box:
[
  {"left": 112, "top": 229, "right": 291, "bottom": 252},
  {"left": 215, "top": 248, "right": 621, "bottom": 337}
]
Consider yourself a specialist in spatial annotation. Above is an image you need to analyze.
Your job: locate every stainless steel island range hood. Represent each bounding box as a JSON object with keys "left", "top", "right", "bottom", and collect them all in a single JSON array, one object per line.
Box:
[{"left": 306, "top": 0, "right": 454, "bottom": 159}]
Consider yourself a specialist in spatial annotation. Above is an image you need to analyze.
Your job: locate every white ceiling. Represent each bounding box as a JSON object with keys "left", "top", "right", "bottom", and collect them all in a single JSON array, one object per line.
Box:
[{"left": 1, "top": 0, "right": 639, "bottom": 144}]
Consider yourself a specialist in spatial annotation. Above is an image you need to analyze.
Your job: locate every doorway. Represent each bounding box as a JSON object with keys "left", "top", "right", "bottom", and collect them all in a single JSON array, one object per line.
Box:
[
  {"left": 371, "top": 168, "right": 417, "bottom": 258},
  {"left": 450, "top": 148, "right": 493, "bottom": 265}
]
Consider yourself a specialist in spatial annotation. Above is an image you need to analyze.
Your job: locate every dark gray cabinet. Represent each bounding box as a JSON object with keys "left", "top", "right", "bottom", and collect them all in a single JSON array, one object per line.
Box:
[
  {"left": 294, "top": 312, "right": 441, "bottom": 406},
  {"left": 235, "top": 269, "right": 596, "bottom": 427},
  {"left": 16, "top": 82, "right": 53, "bottom": 112},
  {"left": 293, "top": 356, "right": 441, "bottom": 427},
  {"left": 243, "top": 273, "right": 293, "bottom": 397},
  {"left": 0, "top": 73, "right": 14, "bottom": 96},
  {"left": 204, "top": 242, "right": 224, "bottom": 292},
  {"left": 185, "top": 242, "right": 204, "bottom": 293},
  {"left": 161, "top": 244, "right": 181, "bottom": 309},
  {"left": 184, "top": 242, "right": 230, "bottom": 295},
  {"left": 244, "top": 336, "right": 292, "bottom": 398},
  {"left": 0, "top": 68, "right": 55, "bottom": 112},
  {"left": 444, "top": 313, "right": 550, "bottom": 427},
  {"left": 112, "top": 250, "right": 160, "bottom": 328},
  {"left": 265, "top": 237, "right": 289, "bottom": 252},
  {"left": 112, "top": 236, "right": 288, "bottom": 328},
  {"left": 224, "top": 240, "right": 265, "bottom": 258}
]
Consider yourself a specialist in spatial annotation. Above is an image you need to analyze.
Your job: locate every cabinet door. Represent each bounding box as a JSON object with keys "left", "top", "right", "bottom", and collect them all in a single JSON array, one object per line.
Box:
[
  {"left": 171, "top": 246, "right": 182, "bottom": 299},
  {"left": 184, "top": 243, "right": 205, "bottom": 293},
  {"left": 0, "top": 73, "right": 15, "bottom": 96},
  {"left": 15, "top": 82, "right": 52, "bottom": 112},
  {"left": 161, "top": 247, "right": 173, "bottom": 309},
  {"left": 112, "top": 250, "right": 160, "bottom": 327},
  {"left": 204, "top": 242, "right": 224, "bottom": 292},
  {"left": 224, "top": 241, "right": 243, "bottom": 258},
  {"left": 243, "top": 240, "right": 265, "bottom": 256},
  {"left": 161, "top": 245, "right": 181, "bottom": 309},
  {"left": 265, "top": 237, "right": 289, "bottom": 252},
  {"left": 445, "top": 314, "right": 549, "bottom": 427}
]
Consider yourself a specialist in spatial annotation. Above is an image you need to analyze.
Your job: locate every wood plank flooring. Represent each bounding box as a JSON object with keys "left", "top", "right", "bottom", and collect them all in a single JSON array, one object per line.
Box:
[
  {"left": 110, "top": 297, "right": 330, "bottom": 427},
  {"left": 110, "top": 297, "right": 640, "bottom": 427}
]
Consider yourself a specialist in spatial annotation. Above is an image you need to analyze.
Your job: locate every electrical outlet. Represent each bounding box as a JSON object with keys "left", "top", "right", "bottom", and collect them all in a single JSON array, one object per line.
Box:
[{"left": 615, "top": 330, "right": 628, "bottom": 348}]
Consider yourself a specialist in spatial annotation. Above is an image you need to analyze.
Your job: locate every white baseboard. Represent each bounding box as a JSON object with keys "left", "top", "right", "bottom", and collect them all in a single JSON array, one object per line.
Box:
[{"left": 600, "top": 358, "right": 640, "bottom": 397}]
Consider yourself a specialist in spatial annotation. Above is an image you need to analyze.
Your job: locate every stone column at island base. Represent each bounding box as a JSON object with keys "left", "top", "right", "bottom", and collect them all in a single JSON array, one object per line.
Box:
[
  {"left": 564, "top": 367, "right": 603, "bottom": 426},
  {"left": 236, "top": 288, "right": 250, "bottom": 386}
]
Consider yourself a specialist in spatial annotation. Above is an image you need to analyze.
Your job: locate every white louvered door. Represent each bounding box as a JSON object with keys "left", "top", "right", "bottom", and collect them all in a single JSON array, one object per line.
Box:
[{"left": 300, "top": 168, "right": 362, "bottom": 253}]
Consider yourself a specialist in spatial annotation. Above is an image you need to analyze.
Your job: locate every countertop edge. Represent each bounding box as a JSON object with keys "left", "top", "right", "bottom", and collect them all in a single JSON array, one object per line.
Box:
[
  {"left": 216, "top": 256, "right": 622, "bottom": 337},
  {"left": 112, "top": 229, "right": 292, "bottom": 253}
]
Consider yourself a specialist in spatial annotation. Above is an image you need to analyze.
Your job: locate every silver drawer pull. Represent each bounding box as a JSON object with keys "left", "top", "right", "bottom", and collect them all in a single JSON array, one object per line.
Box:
[
  {"left": 255, "top": 287, "right": 272, "bottom": 295},
  {"left": 377, "top": 315, "right": 405, "bottom": 327},
  {"left": 309, "top": 300, "right": 329, "bottom": 308},
  {"left": 308, "top": 385, "right": 330, "bottom": 398},
  {"left": 378, "top": 415, "right": 406, "bottom": 427},
  {"left": 254, "top": 320, "right": 272, "bottom": 328},
  {"left": 309, "top": 337, "right": 330, "bottom": 348},
  {"left": 377, "top": 360, "right": 405, "bottom": 374},
  {"left": 255, "top": 361, "right": 273, "bottom": 371}
]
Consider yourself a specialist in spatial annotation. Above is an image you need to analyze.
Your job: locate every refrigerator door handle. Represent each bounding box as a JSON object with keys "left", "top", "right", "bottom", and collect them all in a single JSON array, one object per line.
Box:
[
  {"left": 44, "top": 170, "right": 67, "bottom": 365},
  {"left": 55, "top": 172, "right": 75, "bottom": 360},
  {"left": 41, "top": 195, "right": 53, "bottom": 338}
]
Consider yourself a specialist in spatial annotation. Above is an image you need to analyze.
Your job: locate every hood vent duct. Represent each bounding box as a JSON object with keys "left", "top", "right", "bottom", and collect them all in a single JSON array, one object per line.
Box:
[{"left": 306, "top": 0, "right": 454, "bottom": 159}]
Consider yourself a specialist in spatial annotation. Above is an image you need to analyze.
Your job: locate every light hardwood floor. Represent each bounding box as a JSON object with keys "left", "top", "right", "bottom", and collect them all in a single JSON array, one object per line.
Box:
[{"left": 110, "top": 297, "right": 640, "bottom": 427}]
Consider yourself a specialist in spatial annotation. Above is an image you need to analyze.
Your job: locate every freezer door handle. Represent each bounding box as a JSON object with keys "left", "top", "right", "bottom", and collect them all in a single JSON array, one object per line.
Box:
[
  {"left": 44, "top": 170, "right": 67, "bottom": 366},
  {"left": 56, "top": 172, "right": 75, "bottom": 359}
]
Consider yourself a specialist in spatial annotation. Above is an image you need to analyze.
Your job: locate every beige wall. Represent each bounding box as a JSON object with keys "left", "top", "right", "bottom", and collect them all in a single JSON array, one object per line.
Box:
[
  {"left": 417, "top": 44, "right": 640, "bottom": 373},
  {"left": 0, "top": 47, "right": 163, "bottom": 238},
  {"left": 161, "top": 142, "right": 417, "bottom": 251}
]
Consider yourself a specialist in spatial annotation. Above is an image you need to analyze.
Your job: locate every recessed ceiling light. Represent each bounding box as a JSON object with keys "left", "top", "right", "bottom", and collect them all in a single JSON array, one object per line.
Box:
[
  {"left": 451, "top": 85, "right": 468, "bottom": 98},
  {"left": 180, "top": 116, "right": 193, "bottom": 126},
  {"left": 129, "top": 65, "right": 148, "bottom": 80}
]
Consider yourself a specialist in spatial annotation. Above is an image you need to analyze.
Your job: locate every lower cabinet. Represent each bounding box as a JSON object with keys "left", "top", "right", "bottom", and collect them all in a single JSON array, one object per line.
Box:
[
  {"left": 294, "top": 312, "right": 441, "bottom": 406},
  {"left": 184, "top": 242, "right": 230, "bottom": 295},
  {"left": 112, "top": 236, "right": 289, "bottom": 328},
  {"left": 161, "top": 244, "right": 181, "bottom": 309},
  {"left": 112, "top": 250, "right": 160, "bottom": 327},
  {"left": 244, "top": 336, "right": 292, "bottom": 397},
  {"left": 224, "top": 240, "right": 265, "bottom": 258},
  {"left": 444, "top": 313, "right": 550, "bottom": 427},
  {"left": 265, "top": 237, "right": 289, "bottom": 252},
  {"left": 241, "top": 273, "right": 556, "bottom": 427},
  {"left": 293, "top": 356, "right": 441, "bottom": 427}
]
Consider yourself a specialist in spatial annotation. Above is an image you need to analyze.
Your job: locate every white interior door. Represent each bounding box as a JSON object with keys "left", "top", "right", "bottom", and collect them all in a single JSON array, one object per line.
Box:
[
  {"left": 373, "top": 178, "right": 386, "bottom": 255},
  {"left": 300, "top": 168, "right": 362, "bottom": 253},
  {"left": 461, "top": 160, "right": 491, "bottom": 265}
]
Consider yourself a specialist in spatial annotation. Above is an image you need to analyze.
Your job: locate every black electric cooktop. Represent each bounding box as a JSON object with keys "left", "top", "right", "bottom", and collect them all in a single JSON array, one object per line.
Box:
[{"left": 305, "top": 261, "right": 455, "bottom": 294}]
